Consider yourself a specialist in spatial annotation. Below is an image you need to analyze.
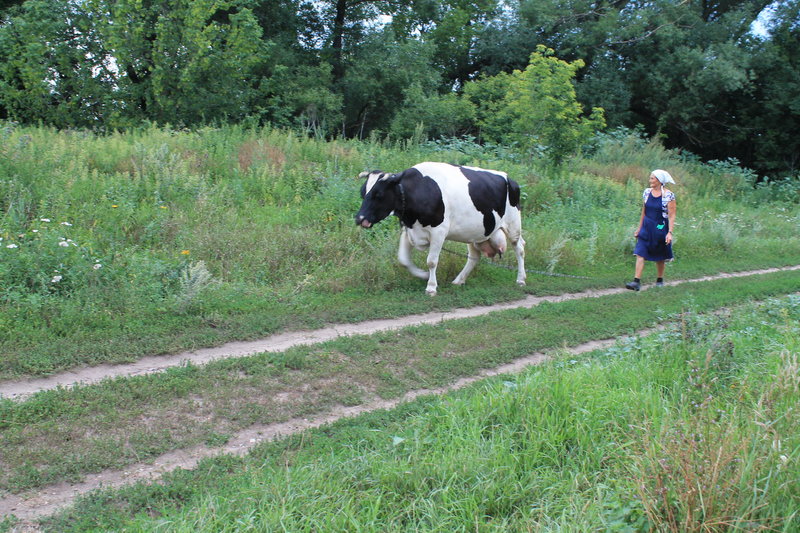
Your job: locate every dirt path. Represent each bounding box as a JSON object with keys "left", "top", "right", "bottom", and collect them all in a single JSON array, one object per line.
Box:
[
  {"left": 3, "top": 265, "right": 798, "bottom": 402},
  {"left": 1, "top": 265, "right": 799, "bottom": 529},
  {"left": 1, "top": 337, "right": 620, "bottom": 527}
]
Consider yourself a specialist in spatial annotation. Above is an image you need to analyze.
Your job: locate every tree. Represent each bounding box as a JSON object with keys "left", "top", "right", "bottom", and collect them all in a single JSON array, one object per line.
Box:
[
  {"left": 89, "top": 0, "right": 263, "bottom": 126},
  {"left": 466, "top": 46, "right": 605, "bottom": 163},
  {"left": 0, "top": 0, "right": 116, "bottom": 127},
  {"left": 741, "top": 0, "right": 800, "bottom": 175},
  {"left": 338, "top": 28, "right": 441, "bottom": 137}
]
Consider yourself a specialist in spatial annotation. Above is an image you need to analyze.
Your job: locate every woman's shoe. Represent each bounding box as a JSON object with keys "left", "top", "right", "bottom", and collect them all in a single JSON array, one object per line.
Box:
[{"left": 625, "top": 280, "right": 641, "bottom": 291}]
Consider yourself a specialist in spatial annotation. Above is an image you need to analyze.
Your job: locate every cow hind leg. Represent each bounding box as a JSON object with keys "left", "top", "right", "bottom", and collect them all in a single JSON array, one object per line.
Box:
[
  {"left": 452, "top": 242, "right": 480, "bottom": 286},
  {"left": 503, "top": 212, "right": 526, "bottom": 286},
  {"left": 511, "top": 233, "right": 526, "bottom": 286},
  {"left": 398, "top": 229, "right": 429, "bottom": 280}
]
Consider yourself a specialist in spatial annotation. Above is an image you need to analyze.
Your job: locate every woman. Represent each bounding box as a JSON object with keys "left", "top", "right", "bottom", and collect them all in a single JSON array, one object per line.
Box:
[{"left": 626, "top": 169, "right": 676, "bottom": 291}]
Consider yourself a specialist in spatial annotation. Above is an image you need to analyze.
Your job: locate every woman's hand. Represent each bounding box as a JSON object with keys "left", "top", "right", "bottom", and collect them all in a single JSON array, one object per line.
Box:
[
  {"left": 634, "top": 229, "right": 640, "bottom": 238},
  {"left": 665, "top": 231, "right": 673, "bottom": 244}
]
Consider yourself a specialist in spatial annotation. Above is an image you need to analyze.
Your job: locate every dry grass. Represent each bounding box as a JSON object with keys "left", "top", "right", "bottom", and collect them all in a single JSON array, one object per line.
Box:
[
  {"left": 581, "top": 162, "right": 650, "bottom": 185},
  {"left": 237, "top": 140, "right": 287, "bottom": 173},
  {"left": 629, "top": 344, "right": 800, "bottom": 532}
]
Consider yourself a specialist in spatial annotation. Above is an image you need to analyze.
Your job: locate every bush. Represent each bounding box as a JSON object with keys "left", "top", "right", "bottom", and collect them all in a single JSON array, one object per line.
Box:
[{"left": 389, "top": 84, "right": 475, "bottom": 141}]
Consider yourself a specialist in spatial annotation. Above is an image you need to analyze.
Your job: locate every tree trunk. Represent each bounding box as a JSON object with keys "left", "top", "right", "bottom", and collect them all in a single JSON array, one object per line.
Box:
[{"left": 332, "top": 0, "right": 347, "bottom": 80}]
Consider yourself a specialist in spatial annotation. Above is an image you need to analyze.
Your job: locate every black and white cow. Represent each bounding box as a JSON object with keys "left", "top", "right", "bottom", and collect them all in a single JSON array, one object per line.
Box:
[{"left": 355, "top": 161, "right": 526, "bottom": 295}]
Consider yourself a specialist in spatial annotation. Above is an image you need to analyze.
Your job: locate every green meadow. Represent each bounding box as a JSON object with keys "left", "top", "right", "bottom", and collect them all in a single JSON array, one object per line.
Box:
[
  {"left": 1, "top": 125, "right": 798, "bottom": 380},
  {"left": 1, "top": 125, "right": 800, "bottom": 531}
]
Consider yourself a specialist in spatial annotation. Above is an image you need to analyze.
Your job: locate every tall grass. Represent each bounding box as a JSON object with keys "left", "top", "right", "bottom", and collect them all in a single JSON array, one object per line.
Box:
[{"left": 1, "top": 123, "right": 799, "bottom": 379}]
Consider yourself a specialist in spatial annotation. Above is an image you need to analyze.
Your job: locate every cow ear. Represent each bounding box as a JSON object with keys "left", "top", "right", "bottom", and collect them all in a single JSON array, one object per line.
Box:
[
  {"left": 358, "top": 171, "right": 370, "bottom": 179},
  {"left": 384, "top": 172, "right": 402, "bottom": 184}
]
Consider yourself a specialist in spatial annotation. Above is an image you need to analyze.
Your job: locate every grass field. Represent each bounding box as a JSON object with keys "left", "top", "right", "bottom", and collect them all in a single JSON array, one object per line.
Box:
[
  {"left": 26, "top": 291, "right": 800, "bottom": 532},
  {"left": 1, "top": 125, "right": 799, "bottom": 381},
  {"left": 1, "top": 124, "right": 799, "bottom": 531},
  {"left": 0, "top": 269, "right": 796, "bottom": 498}
]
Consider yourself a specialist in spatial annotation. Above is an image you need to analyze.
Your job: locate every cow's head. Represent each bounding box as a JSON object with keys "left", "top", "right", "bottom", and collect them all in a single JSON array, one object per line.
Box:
[{"left": 355, "top": 170, "right": 401, "bottom": 228}]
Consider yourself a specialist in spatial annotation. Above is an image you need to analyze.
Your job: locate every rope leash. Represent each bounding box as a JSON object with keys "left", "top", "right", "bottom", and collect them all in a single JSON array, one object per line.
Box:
[{"left": 439, "top": 246, "right": 591, "bottom": 280}]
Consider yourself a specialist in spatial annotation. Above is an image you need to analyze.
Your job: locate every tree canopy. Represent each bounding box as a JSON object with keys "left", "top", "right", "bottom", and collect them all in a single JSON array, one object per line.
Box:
[{"left": 0, "top": 0, "right": 797, "bottom": 176}]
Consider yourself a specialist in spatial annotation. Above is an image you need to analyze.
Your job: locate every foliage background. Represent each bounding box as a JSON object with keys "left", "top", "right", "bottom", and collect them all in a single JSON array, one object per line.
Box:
[{"left": 0, "top": 0, "right": 798, "bottom": 177}]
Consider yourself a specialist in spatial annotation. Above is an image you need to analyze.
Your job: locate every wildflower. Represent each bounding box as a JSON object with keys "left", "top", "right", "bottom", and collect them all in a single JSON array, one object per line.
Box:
[
  {"left": 60, "top": 222, "right": 73, "bottom": 226},
  {"left": 159, "top": 205, "right": 167, "bottom": 209},
  {"left": 6, "top": 243, "right": 18, "bottom": 249},
  {"left": 93, "top": 263, "right": 102, "bottom": 270},
  {"left": 58, "top": 241, "right": 69, "bottom": 247},
  {"left": 112, "top": 205, "right": 118, "bottom": 208},
  {"left": 181, "top": 250, "right": 190, "bottom": 255},
  {"left": 40, "top": 218, "right": 51, "bottom": 222},
  {"left": 51, "top": 275, "right": 62, "bottom": 283},
  {"left": 32, "top": 229, "right": 38, "bottom": 233}
]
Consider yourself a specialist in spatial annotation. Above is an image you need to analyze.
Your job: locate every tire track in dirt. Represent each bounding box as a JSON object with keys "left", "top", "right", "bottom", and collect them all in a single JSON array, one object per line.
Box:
[
  {"left": 1, "top": 265, "right": 799, "bottom": 528},
  {"left": 1, "top": 337, "right": 621, "bottom": 525},
  {"left": 3, "top": 265, "right": 798, "bottom": 402}
]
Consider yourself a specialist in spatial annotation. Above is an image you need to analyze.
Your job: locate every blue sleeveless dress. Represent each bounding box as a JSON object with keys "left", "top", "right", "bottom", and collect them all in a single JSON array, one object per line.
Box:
[{"left": 634, "top": 191, "right": 673, "bottom": 261}]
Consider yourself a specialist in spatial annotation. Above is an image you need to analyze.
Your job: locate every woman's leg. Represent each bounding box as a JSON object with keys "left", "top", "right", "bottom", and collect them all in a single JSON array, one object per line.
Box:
[
  {"left": 635, "top": 255, "right": 646, "bottom": 278},
  {"left": 656, "top": 260, "right": 665, "bottom": 278},
  {"left": 626, "top": 255, "right": 646, "bottom": 290}
]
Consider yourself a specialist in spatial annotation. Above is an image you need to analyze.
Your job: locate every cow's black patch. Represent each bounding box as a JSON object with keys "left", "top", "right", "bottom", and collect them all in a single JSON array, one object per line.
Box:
[
  {"left": 459, "top": 166, "right": 509, "bottom": 236},
  {"left": 355, "top": 168, "right": 444, "bottom": 228},
  {"left": 396, "top": 168, "right": 445, "bottom": 228}
]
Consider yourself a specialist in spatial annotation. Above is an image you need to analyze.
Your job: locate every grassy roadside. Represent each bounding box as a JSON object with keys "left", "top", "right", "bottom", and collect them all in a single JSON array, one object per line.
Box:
[
  {"left": 1, "top": 270, "right": 798, "bottom": 496},
  {"left": 2, "top": 125, "right": 799, "bottom": 381},
  {"left": 3, "top": 251, "right": 799, "bottom": 382},
  {"left": 30, "top": 289, "right": 800, "bottom": 531}
]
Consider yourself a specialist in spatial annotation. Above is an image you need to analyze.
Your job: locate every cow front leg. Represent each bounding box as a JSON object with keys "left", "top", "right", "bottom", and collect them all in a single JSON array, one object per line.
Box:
[
  {"left": 452, "top": 242, "right": 480, "bottom": 286},
  {"left": 424, "top": 238, "right": 446, "bottom": 296},
  {"left": 398, "top": 229, "right": 429, "bottom": 280}
]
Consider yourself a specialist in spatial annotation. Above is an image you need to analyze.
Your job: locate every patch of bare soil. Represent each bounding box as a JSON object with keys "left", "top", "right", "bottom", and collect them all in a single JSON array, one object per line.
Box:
[{"left": 1, "top": 265, "right": 798, "bottom": 529}]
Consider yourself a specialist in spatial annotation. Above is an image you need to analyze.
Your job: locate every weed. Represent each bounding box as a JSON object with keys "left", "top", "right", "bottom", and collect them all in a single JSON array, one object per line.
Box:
[
  {"left": 545, "top": 233, "right": 569, "bottom": 274},
  {"left": 177, "top": 260, "right": 214, "bottom": 308}
]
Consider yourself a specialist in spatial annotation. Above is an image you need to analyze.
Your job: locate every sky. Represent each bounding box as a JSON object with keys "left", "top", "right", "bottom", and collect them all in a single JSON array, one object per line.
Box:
[{"left": 750, "top": 3, "right": 778, "bottom": 37}]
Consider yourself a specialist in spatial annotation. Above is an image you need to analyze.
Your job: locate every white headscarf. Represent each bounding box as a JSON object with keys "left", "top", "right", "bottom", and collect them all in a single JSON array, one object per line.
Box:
[{"left": 651, "top": 169, "right": 675, "bottom": 185}]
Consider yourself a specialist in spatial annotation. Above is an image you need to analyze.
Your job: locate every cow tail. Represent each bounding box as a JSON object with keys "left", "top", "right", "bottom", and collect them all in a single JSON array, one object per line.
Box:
[{"left": 508, "top": 179, "right": 522, "bottom": 209}]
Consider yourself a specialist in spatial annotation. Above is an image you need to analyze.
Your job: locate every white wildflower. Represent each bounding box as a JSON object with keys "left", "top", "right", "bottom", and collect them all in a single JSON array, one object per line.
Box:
[
  {"left": 40, "top": 218, "right": 51, "bottom": 222},
  {"left": 6, "top": 243, "right": 18, "bottom": 249},
  {"left": 93, "top": 263, "right": 102, "bottom": 270},
  {"left": 60, "top": 222, "right": 72, "bottom": 226},
  {"left": 58, "top": 241, "right": 69, "bottom": 247},
  {"left": 32, "top": 229, "right": 38, "bottom": 233},
  {"left": 51, "top": 275, "right": 62, "bottom": 283}
]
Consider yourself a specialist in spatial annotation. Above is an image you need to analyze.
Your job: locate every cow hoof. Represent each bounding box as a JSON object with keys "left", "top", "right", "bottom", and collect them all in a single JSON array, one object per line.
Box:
[
  {"left": 516, "top": 280, "right": 526, "bottom": 286},
  {"left": 426, "top": 289, "right": 437, "bottom": 296},
  {"left": 452, "top": 279, "right": 465, "bottom": 286}
]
